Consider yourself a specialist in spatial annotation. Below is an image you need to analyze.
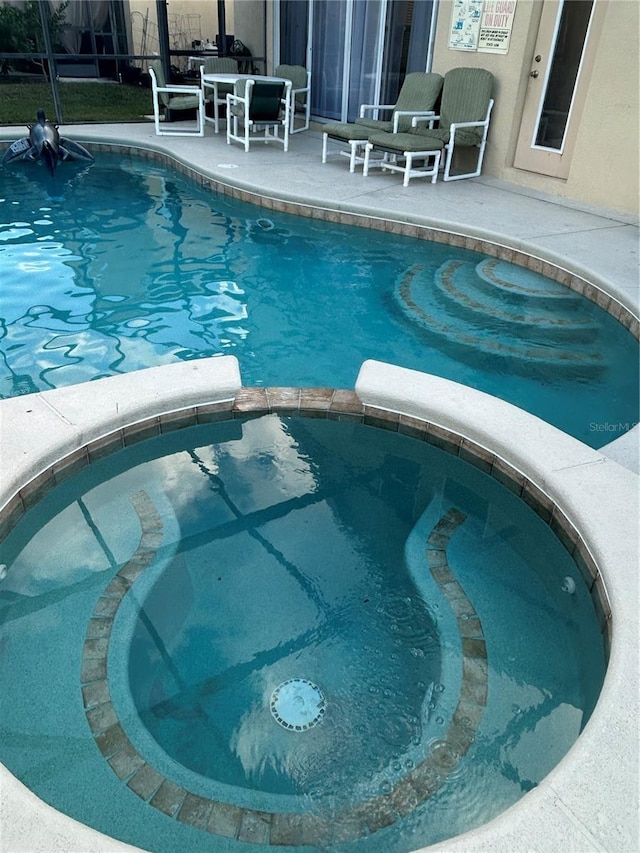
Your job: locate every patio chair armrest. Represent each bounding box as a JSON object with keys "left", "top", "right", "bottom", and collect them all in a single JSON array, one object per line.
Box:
[
  {"left": 450, "top": 118, "right": 489, "bottom": 131},
  {"left": 282, "top": 81, "right": 292, "bottom": 120},
  {"left": 393, "top": 110, "right": 435, "bottom": 133},
  {"left": 226, "top": 91, "right": 248, "bottom": 109},
  {"left": 156, "top": 84, "right": 202, "bottom": 96},
  {"left": 359, "top": 103, "right": 395, "bottom": 118},
  {"left": 411, "top": 113, "right": 440, "bottom": 129}
]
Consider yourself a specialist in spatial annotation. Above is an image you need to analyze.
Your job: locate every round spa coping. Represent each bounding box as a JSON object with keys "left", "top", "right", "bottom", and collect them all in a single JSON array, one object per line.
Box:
[{"left": 0, "top": 361, "right": 637, "bottom": 852}]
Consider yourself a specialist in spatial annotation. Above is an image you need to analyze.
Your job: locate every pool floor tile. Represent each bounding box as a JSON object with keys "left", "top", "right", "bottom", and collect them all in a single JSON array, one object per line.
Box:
[
  {"left": 81, "top": 679, "right": 110, "bottom": 709},
  {"left": 206, "top": 801, "right": 243, "bottom": 838},
  {"left": 85, "top": 701, "right": 117, "bottom": 734},
  {"left": 127, "top": 764, "right": 165, "bottom": 801},
  {"left": 269, "top": 812, "right": 313, "bottom": 846},
  {"left": 80, "top": 656, "right": 107, "bottom": 683},
  {"left": 94, "top": 723, "right": 129, "bottom": 759},
  {"left": 237, "top": 810, "right": 272, "bottom": 844},
  {"left": 149, "top": 779, "right": 188, "bottom": 817},
  {"left": 177, "top": 793, "right": 215, "bottom": 830},
  {"left": 85, "top": 616, "right": 113, "bottom": 639}
]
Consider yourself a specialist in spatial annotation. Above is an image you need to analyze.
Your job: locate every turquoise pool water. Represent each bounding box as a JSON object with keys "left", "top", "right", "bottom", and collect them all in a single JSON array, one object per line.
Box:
[
  {"left": 0, "top": 416, "right": 606, "bottom": 852},
  {"left": 0, "top": 154, "right": 638, "bottom": 448}
]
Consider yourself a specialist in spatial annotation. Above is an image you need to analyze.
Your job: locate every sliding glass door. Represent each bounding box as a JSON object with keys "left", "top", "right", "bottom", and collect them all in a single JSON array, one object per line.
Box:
[{"left": 278, "top": 0, "right": 437, "bottom": 123}]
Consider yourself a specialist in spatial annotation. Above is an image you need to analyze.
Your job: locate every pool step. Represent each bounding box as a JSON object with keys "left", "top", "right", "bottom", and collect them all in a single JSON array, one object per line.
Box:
[
  {"left": 473, "top": 258, "right": 581, "bottom": 307},
  {"left": 394, "top": 261, "right": 603, "bottom": 372},
  {"left": 432, "top": 260, "right": 599, "bottom": 344}
]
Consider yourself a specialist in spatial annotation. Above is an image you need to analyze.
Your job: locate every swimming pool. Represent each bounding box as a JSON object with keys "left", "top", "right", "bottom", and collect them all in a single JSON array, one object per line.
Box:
[
  {"left": 0, "top": 153, "right": 637, "bottom": 448},
  {"left": 0, "top": 411, "right": 606, "bottom": 852}
]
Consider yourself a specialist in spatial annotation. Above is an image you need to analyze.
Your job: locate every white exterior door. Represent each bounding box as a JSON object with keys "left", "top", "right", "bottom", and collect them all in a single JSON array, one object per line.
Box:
[{"left": 513, "top": 0, "right": 605, "bottom": 179}]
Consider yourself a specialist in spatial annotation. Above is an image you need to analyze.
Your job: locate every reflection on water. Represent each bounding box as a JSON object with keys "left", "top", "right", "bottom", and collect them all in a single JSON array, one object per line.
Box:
[
  {"left": 0, "top": 154, "right": 637, "bottom": 447},
  {"left": 0, "top": 416, "right": 606, "bottom": 851}
]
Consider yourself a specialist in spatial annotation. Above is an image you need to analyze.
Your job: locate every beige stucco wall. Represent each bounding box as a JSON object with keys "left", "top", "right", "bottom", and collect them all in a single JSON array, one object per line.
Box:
[
  {"left": 567, "top": 0, "right": 639, "bottom": 215},
  {"left": 228, "top": 0, "right": 265, "bottom": 62},
  {"left": 432, "top": 0, "right": 639, "bottom": 216}
]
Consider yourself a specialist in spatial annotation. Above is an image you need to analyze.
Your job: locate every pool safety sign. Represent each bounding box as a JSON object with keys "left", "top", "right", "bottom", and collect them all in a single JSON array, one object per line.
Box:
[
  {"left": 449, "top": 0, "right": 517, "bottom": 54},
  {"left": 449, "top": 0, "right": 484, "bottom": 51},
  {"left": 478, "top": 1, "right": 517, "bottom": 53}
]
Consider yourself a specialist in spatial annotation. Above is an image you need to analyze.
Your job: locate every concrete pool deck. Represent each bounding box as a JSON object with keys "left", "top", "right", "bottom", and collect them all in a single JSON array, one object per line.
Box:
[{"left": 0, "top": 121, "right": 638, "bottom": 852}]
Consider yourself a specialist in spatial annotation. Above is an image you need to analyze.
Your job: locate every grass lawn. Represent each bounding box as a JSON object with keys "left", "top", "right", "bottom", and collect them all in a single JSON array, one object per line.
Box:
[{"left": 0, "top": 81, "right": 153, "bottom": 124}]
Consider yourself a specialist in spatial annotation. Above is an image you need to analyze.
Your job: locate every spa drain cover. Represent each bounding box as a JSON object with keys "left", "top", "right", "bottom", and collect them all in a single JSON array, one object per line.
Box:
[{"left": 270, "top": 679, "right": 326, "bottom": 732}]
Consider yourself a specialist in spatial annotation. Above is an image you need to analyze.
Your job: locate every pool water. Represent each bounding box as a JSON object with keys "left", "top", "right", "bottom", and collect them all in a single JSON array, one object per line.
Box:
[
  {"left": 0, "top": 154, "right": 638, "bottom": 448},
  {"left": 0, "top": 415, "right": 606, "bottom": 852}
]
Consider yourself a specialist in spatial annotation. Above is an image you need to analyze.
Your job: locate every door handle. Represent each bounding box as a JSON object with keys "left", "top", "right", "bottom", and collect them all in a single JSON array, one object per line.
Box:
[{"left": 529, "top": 70, "right": 539, "bottom": 78}]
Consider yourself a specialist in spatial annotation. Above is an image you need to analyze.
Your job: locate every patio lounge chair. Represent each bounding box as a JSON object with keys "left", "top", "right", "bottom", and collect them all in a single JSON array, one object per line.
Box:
[
  {"left": 321, "top": 72, "right": 443, "bottom": 172},
  {"left": 226, "top": 78, "right": 292, "bottom": 152},
  {"left": 148, "top": 60, "right": 205, "bottom": 137},
  {"left": 275, "top": 64, "right": 311, "bottom": 134},
  {"left": 363, "top": 67, "right": 494, "bottom": 184}
]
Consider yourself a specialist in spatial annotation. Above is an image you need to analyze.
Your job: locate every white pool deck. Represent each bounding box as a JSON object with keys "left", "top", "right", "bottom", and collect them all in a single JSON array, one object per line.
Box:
[{"left": 0, "top": 122, "right": 638, "bottom": 853}]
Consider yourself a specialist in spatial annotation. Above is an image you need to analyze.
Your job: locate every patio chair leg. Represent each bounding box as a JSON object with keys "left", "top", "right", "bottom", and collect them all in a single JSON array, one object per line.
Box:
[
  {"left": 363, "top": 143, "right": 372, "bottom": 177},
  {"left": 442, "top": 142, "right": 455, "bottom": 181},
  {"left": 403, "top": 153, "right": 413, "bottom": 187},
  {"left": 349, "top": 142, "right": 358, "bottom": 173}
]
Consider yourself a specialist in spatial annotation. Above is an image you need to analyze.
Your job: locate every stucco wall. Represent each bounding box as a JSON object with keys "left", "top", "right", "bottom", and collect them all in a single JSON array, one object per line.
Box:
[
  {"left": 229, "top": 0, "right": 265, "bottom": 63},
  {"left": 432, "top": 0, "right": 639, "bottom": 217},
  {"left": 567, "top": 0, "right": 639, "bottom": 215}
]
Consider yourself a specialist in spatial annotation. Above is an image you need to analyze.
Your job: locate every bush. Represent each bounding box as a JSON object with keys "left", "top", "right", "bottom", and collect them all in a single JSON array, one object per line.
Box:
[{"left": 0, "top": 0, "right": 69, "bottom": 76}]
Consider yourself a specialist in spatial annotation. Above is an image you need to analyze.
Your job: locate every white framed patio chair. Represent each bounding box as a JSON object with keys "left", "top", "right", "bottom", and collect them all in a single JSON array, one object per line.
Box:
[
  {"left": 226, "top": 78, "right": 292, "bottom": 152},
  {"left": 409, "top": 67, "right": 494, "bottom": 181},
  {"left": 275, "top": 64, "right": 311, "bottom": 133},
  {"left": 200, "top": 56, "right": 238, "bottom": 130},
  {"left": 321, "top": 72, "right": 443, "bottom": 172},
  {"left": 148, "top": 61, "right": 205, "bottom": 137}
]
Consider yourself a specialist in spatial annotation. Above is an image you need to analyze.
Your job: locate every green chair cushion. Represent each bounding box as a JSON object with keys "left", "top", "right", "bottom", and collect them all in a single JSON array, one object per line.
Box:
[
  {"left": 167, "top": 94, "right": 201, "bottom": 111},
  {"left": 325, "top": 72, "right": 443, "bottom": 140},
  {"left": 354, "top": 117, "right": 394, "bottom": 133},
  {"left": 275, "top": 65, "right": 309, "bottom": 109},
  {"left": 436, "top": 67, "right": 493, "bottom": 144},
  {"left": 354, "top": 73, "right": 444, "bottom": 133},
  {"left": 390, "top": 72, "right": 443, "bottom": 131},
  {"left": 250, "top": 82, "right": 286, "bottom": 122},
  {"left": 201, "top": 57, "right": 237, "bottom": 99},
  {"left": 231, "top": 81, "right": 285, "bottom": 124},
  {"left": 411, "top": 126, "right": 481, "bottom": 146},
  {"left": 201, "top": 56, "right": 238, "bottom": 75},
  {"left": 275, "top": 64, "right": 307, "bottom": 90},
  {"left": 150, "top": 60, "right": 201, "bottom": 111},
  {"left": 323, "top": 122, "right": 371, "bottom": 141},
  {"left": 367, "top": 130, "right": 444, "bottom": 153}
]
